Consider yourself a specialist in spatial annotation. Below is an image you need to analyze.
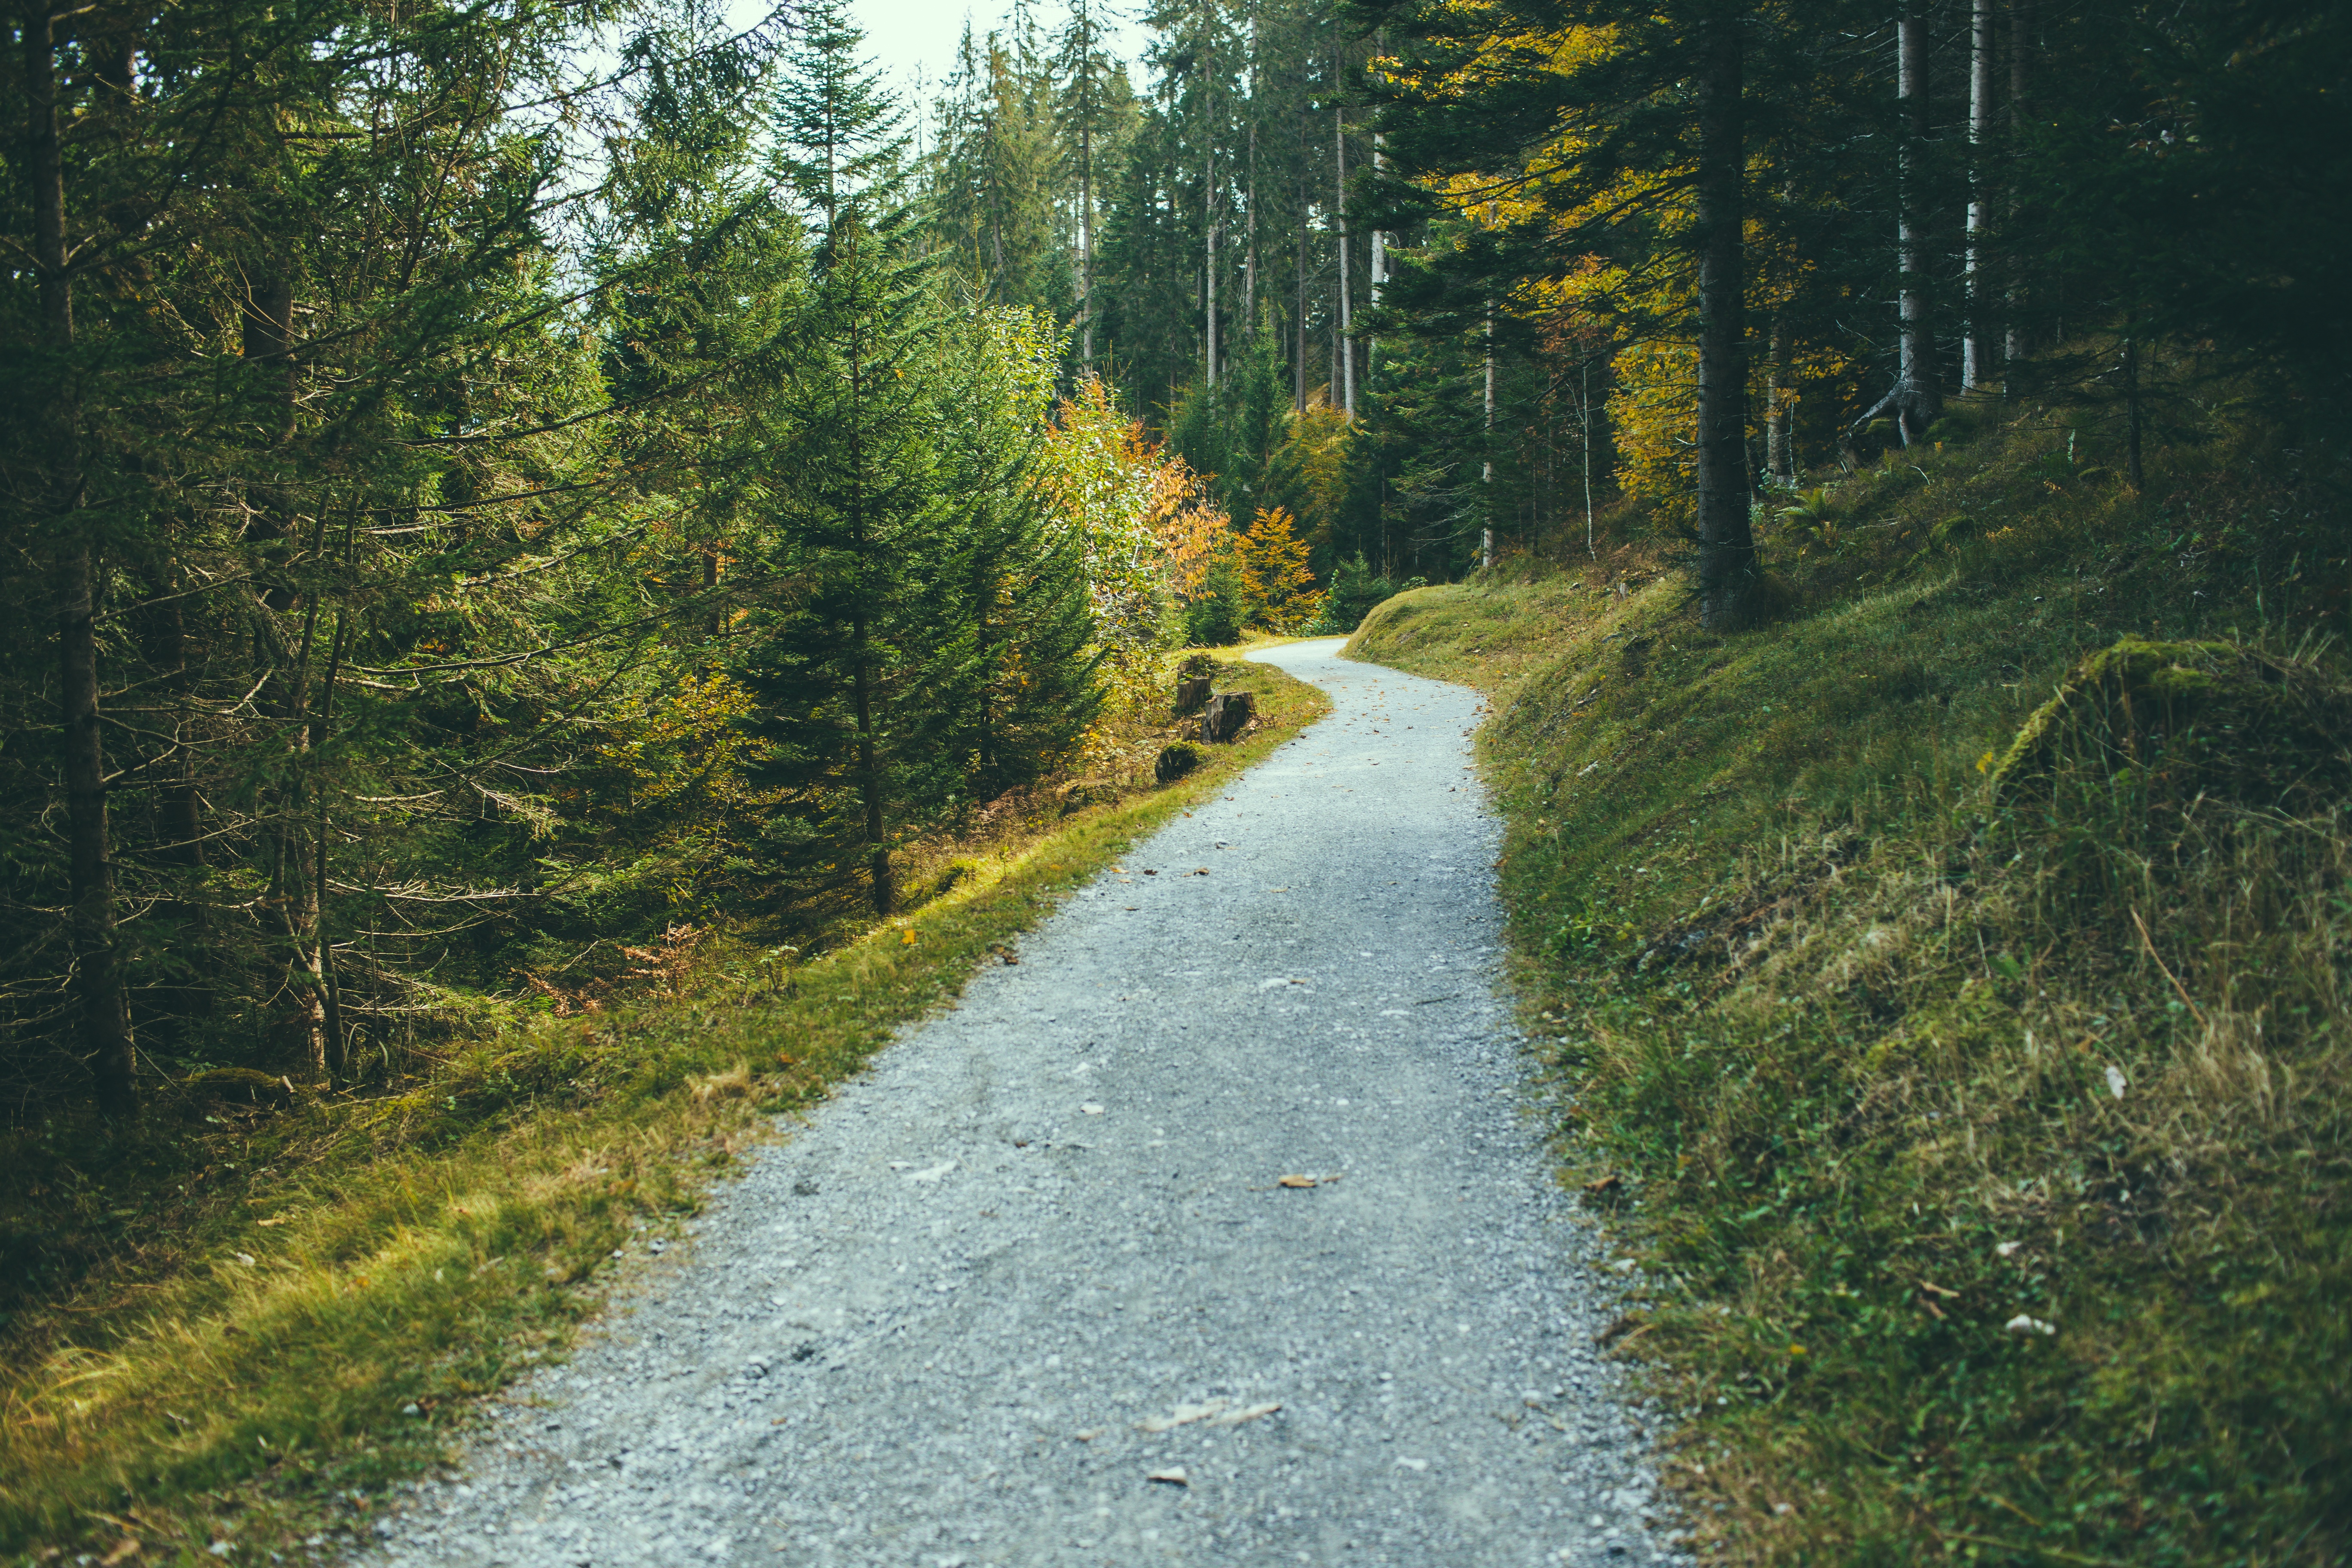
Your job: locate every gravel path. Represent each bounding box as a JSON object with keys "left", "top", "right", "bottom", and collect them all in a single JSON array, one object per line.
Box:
[{"left": 362, "top": 638, "right": 1676, "bottom": 1568}]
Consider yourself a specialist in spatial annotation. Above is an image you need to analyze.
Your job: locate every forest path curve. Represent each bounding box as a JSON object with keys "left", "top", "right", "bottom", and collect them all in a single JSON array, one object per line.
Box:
[{"left": 362, "top": 638, "right": 1675, "bottom": 1568}]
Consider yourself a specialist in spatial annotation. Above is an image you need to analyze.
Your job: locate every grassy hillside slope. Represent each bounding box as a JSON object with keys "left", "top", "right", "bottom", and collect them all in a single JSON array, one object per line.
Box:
[
  {"left": 1350, "top": 405, "right": 2349, "bottom": 1566},
  {"left": 0, "top": 657, "right": 1326, "bottom": 1566}
]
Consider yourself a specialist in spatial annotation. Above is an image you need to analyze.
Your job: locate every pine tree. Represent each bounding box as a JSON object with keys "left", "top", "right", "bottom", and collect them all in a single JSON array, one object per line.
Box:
[{"left": 772, "top": 0, "right": 911, "bottom": 229}]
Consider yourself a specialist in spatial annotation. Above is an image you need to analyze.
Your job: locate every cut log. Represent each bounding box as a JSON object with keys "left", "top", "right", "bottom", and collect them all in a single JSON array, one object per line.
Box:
[{"left": 1174, "top": 676, "right": 1212, "bottom": 716}]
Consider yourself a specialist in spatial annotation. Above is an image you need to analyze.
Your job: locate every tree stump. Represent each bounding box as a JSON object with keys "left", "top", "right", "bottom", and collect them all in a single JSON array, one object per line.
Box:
[
  {"left": 1200, "top": 690, "right": 1254, "bottom": 743},
  {"left": 1174, "top": 676, "right": 1212, "bottom": 716}
]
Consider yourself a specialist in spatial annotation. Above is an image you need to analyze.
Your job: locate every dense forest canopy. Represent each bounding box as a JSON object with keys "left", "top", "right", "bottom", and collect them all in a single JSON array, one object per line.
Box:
[{"left": 3, "top": 0, "right": 2343, "bottom": 1115}]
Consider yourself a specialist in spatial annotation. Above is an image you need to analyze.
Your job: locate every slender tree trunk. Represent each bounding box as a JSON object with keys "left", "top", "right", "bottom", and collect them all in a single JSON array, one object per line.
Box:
[
  {"left": 854, "top": 607, "right": 890, "bottom": 913},
  {"left": 844, "top": 254, "right": 893, "bottom": 917},
  {"left": 1206, "top": 212, "right": 1219, "bottom": 386},
  {"left": 1295, "top": 218, "right": 1307, "bottom": 409},
  {"left": 141, "top": 573, "right": 208, "bottom": 1044},
  {"left": 1694, "top": 5, "right": 1757, "bottom": 629},
  {"left": 1335, "top": 107, "right": 1354, "bottom": 417},
  {"left": 1244, "top": 116, "right": 1257, "bottom": 333},
  {"left": 1369, "top": 37, "right": 1387, "bottom": 371},
  {"left": 2004, "top": 0, "right": 2031, "bottom": 375},
  {"left": 1580, "top": 360, "right": 1596, "bottom": 559},
  {"left": 1481, "top": 304, "right": 1496, "bottom": 570},
  {"left": 1767, "top": 312, "right": 1796, "bottom": 483},
  {"left": 29, "top": 4, "right": 135, "bottom": 1113},
  {"left": 313, "top": 607, "right": 350, "bottom": 1081},
  {"left": 1855, "top": 0, "right": 1942, "bottom": 442},
  {"left": 2123, "top": 337, "right": 2144, "bottom": 490},
  {"left": 1079, "top": 116, "right": 1095, "bottom": 365},
  {"left": 1895, "top": 0, "right": 1940, "bottom": 433},
  {"left": 1963, "top": 0, "right": 1995, "bottom": 390}
]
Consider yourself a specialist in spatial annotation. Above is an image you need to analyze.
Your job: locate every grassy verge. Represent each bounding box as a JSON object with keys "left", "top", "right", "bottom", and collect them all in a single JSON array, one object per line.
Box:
[
  {"left": 1348, "top": 404, "right": 2349, "bottom": 1566},
  {"left": 0, "top": 654, "right": 1326, "bottom": 1568}
]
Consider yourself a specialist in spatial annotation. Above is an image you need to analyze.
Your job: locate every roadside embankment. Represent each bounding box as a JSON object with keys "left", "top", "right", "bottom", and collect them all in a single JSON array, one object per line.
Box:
[{"left": 1348, "top": 408, "right": 2350, "bottom": 1567}]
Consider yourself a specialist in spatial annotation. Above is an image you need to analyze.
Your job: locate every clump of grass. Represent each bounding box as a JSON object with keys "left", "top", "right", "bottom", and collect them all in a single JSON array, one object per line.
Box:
[
  {"left": 0, "top": 657, "right": 1328, "bottom": 1563},
  {"left": 1351, "top": 398, "right": 2351, "bottom": 1565}
]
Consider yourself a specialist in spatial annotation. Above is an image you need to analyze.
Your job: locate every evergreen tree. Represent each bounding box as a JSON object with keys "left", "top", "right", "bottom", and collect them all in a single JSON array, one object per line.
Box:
[{"left": 772, "top": 0, "right": 911, "bottom": 228}]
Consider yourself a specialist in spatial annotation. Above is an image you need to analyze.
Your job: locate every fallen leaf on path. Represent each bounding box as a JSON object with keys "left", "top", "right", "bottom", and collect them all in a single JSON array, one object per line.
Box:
[
  {"left": 1074, "top": 1428, "right": 1103, "bottom": 1441},
  {"left": 1136, "top": 1399, "right": 1228, "bottom": 1433},
  {"left": 1277, "top": 1175, "right": 1318, "bottom": 1189},
  {"left": 1081, "top": 1102, "right": 1105, "bottom": 1115},
  {"left": 1208, "top": 1401, "right": 1281, "bottom": 1427},
  {"left": 1395, "top": 1457, "right": 1429, "bottom": 1472},
  {"left": 1189, "top": 867, "right": 1209, "bottom": 876},
  {"left": 1142, "top": 869, "right": 1158, "bottom": 875},
  {"left": 1146, "top": 1467, "right": 1189, "bottom": 1486}
]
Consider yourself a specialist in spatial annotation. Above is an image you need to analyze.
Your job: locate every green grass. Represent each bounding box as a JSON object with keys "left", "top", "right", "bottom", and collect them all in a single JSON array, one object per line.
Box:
[
  {"left": 1350, "top": 400, "right": 2351, "bottom": 1566},
  {"left": 0, "top": 655, "right": 1328, "bottom": 1567}
]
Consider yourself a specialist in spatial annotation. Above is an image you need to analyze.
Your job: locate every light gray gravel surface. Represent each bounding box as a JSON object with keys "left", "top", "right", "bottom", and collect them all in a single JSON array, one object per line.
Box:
[{"left": 359, "top": 638, "right": 1677, "bottom": 1568}]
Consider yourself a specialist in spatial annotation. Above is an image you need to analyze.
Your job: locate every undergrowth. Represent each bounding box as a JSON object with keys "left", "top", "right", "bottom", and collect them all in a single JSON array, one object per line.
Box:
[
  {"left": 1350, "top": 395, "right": 2351, "bottom": 1566},
  {"left": 0, "top": 655, "right": 1326, "bottom": 1567}
]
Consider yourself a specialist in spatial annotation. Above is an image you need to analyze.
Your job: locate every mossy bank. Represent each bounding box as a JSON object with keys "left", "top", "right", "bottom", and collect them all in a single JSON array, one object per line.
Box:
[{"left": 1348, "top": 405, "right": 2350, "bottom": 1567}]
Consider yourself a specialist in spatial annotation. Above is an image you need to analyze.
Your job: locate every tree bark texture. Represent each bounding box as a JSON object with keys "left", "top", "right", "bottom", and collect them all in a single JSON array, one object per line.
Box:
[
  {"left": 1855, "top": 1, "right": 1942, "bottom": 441},
  {"left": 1893, "top": 1, "right": 1940, "bottom": 432},
  {"left": 29, "top": 2, "right": 136, "bottom": 1112},
  {"left": 1481, "top": 305, "right": 1496, "bottom": 570},
  {"left": 1963, "top": 0, "right": 1996, "bottom": 390},
  {"left": 1335, "top": 107, "right": 1354, "bottom": 417},
  {"left": 1694, "top": 7, "right": 1757, "bottom": 630},
  {"left": 2005, "top": 0, "right": 2032, "bottom": 372},
  {"left": 1767, "top": 313, "right": 1795, "bottom": 483}
]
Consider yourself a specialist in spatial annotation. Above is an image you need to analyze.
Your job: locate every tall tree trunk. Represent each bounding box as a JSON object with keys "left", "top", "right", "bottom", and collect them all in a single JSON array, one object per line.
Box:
[
  {"left": 2122, "top": 337, "right": 2144, "bottom": 490},
  {"left": 1370, "top": 37, "right": 1387, "bottom": 369},
  {"left": 1206, "top": 218, "right": 1219, "bottom": 386},
  {"left": 1481, "top": 303, "right": 1495, "bottom": 569},
  {"left": 1767, "top": 312, "right": 1796, "bottom": 483},
  {"left": 2004, "top": 0, "right": 2031, "bottom": 375},
  {"left": 845, "top": 259, "right": 893, "bottom": 917},
  {"left": 1335, "top": 107, "right": 1354, "bottom": 417},
  {"left": 1896, "top": 1, "right": 1937, "bottom": 429},
  {"left": 854, "top": 607, "right": 891, "bottom": 914},
  {"left": 1580, "top": 360, "right": 1597, "bottom": 559},
  {"left": 1694, "top": 4, "right": 1757, "bottom": 630},
  {"left": 1294, "top": 216, "right": 1307, "bottom": 409},
  {"left": 1078, "top": 62, "right": 1095, "bottom": 365},
  {"left": 1243, "top": 116, "right": 1257, "bottom": 333},
  {"left": 140, "top": 573, "right": 209, "bottom": 1045},
  {"left": 1204, "top": 144, "right": 1219, "bottom": 386},
  {"left": 1963, "top": 0, "right": 1996, "bottom": 390},
  {"left": 29, "top": 3, "right": 135, "bottom": 1113},
  {"left": 1856, "top": 0, "right": 1942, "bottom": 442}
]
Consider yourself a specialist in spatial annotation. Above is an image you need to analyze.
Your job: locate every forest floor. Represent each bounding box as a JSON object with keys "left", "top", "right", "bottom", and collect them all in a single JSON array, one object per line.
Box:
[
  {"left": 1341, "top": 400, "right": 2350, "bottom": 1566},
  {"left": 325, "top": 639, "right": 1680, "bottom": 1568},
  {"left": 0, "top": 656, "right": 1327, "bottom": 1567}
]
